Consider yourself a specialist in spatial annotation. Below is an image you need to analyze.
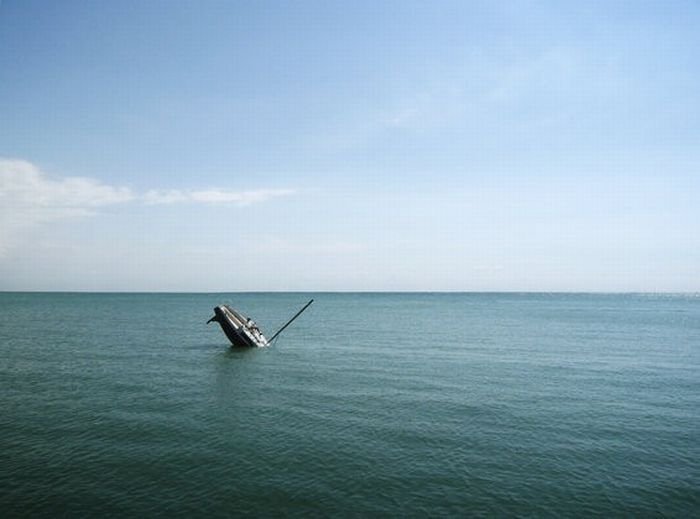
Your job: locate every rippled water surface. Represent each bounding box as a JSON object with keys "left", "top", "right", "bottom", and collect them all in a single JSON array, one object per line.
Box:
[{"left": 1, "top": 293, "right": 699, "bottom": 516}]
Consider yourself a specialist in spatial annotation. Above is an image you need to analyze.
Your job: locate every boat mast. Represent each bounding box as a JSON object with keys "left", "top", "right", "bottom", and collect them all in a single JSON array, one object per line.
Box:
[{"left": 269, "top": 299, "right": 314, "bottom": 342}]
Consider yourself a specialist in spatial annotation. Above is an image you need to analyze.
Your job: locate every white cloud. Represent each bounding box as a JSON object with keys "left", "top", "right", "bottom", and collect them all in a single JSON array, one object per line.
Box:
[
  {"left": 0, "top": 159, "right": 133, "bottom": 255},
  {"left": 144, "top": 188, "right": 295, "bottom": 206},
  {"left": 0, "top": 158, "right": 296, "bottom": 256},
  {"left": 143, "top": 189, "right": 189, "bottom": 205},
  {"left": 192, "top": 188, "right": 295, "bottom": 205},
  {"left": 0, "top": 159, "right": 133, "bottom": 212}
]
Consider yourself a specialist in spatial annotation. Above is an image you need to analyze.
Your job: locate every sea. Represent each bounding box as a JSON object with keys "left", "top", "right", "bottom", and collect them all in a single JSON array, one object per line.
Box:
[{"left": 1, "top": 292, "right": 698, "bottom": 517}]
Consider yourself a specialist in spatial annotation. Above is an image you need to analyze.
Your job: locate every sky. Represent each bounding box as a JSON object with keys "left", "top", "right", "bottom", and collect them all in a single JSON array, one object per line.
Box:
[{"left": 1, "top": 0, "right": 699, "bottom": 291}]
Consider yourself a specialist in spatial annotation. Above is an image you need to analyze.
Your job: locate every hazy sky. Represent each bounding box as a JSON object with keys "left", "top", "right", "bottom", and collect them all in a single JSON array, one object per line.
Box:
[{"left": 1, "top": 1, "right": 698, "bottom": 291}]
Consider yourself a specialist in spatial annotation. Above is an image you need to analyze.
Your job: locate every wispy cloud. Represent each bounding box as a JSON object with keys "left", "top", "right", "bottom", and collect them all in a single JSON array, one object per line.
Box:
[
  {"left": 144, "top": 188, "right": 295, "bottom": 206},
  {"left": 0, "top": 159, "right": 134, "bottom": 216},
  {"left": 0, "top": 159, "right": 296, "bottom": 256},
  {"left": 0, "top": 159, "right": 133, "bottom": 255},
  {"left": 382, "top": 84, "right": 469, "bottom": 130},
  {"left": 379, "top": 47, "right": 615, "bottom": 134}
]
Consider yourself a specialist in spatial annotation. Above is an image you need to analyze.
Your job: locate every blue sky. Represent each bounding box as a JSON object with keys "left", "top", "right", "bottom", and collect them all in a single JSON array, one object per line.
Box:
[{"left": 1, "top": 1, "right": 698, "bottom": 291}]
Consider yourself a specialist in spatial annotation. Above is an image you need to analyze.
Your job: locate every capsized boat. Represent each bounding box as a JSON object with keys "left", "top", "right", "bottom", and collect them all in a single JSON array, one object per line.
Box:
[
  {"left": 207, "top": 299, "right": 313, "bottom": 348},
  {"left": 207, "top": 305, "right": 269, "bottom": 347}
]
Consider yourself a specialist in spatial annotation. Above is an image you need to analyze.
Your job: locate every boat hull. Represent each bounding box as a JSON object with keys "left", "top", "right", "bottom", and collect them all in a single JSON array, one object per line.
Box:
[{"left": 209, "top": 305, "right": 268, "bottom": 348}]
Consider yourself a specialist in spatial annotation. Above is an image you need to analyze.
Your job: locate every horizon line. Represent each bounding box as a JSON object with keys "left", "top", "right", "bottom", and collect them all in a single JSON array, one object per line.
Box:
[{"left": 1, "top": 290, "right": 697, "bottom": 295}]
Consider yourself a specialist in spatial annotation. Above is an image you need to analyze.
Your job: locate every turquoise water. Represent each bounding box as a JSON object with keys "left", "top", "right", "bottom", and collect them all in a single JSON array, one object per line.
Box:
[{"left": 1, "top": 293, "right": 698, "bottom": 516}]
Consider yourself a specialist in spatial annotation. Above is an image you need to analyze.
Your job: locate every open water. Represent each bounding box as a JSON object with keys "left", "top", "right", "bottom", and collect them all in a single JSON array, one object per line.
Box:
[{"left": 1, "top": 292, "right": 698, "bottom": 516}]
